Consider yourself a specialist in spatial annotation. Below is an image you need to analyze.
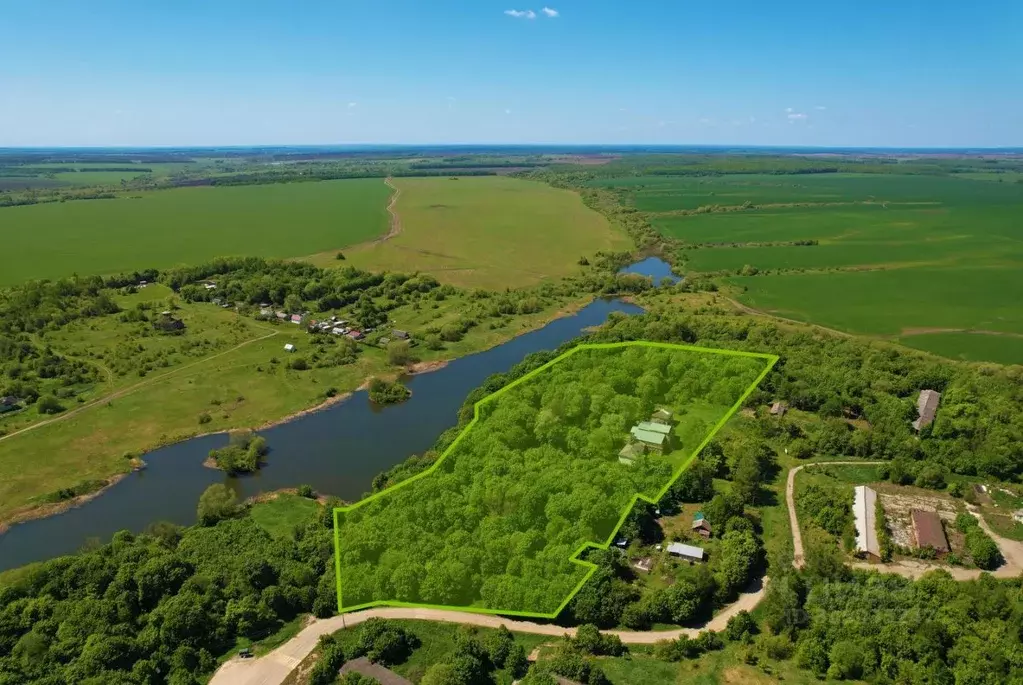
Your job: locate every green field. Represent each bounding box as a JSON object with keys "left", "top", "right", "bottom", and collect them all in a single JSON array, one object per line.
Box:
[
  {"left": 599, "top": 173, "right": 1023, "bottom": 362},
  {"left": 250, "top": 493, "right": 322, "bottom": 538},
  {"left": 896, "top": 332, "right": 1023, "bottom": 365},
  {"left": 0, "top": 178, "right": 391, "bottom": 284},
  {"left": 335, "top": 343, "right": 773, "bottom": 615},
  {"left": 730, "top": 266, "right": 1023, "bottom": 336},
  {"left": 336, "top": 176, "right": 630, "bottom": 289}
]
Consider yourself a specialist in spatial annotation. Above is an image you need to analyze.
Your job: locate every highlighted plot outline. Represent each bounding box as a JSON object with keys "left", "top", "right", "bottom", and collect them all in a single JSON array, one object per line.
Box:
[{"left": 334, "top": 341, "right": 778, "bottom": 618}]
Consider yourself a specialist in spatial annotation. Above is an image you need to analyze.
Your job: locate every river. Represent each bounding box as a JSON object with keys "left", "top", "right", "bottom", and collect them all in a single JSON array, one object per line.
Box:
[{"left": 0, "top": 297, "right": 644, "bottom": 571}]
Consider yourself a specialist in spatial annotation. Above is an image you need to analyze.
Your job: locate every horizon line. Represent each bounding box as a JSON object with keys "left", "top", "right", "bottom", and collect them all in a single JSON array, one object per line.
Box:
[{"left": 2, "top": 143, "right": 1022, "bottom": 152}]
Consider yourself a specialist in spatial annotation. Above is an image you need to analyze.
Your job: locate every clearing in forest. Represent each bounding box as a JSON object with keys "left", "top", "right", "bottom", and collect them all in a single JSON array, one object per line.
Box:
[
  {"left": 333, "top": 176, "right": 630, "bottom": 289},
  {"left": 333, "top": 341, "right": 776, "bottom": 617}
]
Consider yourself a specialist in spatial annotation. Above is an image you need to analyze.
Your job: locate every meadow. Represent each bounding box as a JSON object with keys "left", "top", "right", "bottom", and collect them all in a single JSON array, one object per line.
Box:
[
  {"left": 0, "top": 178, "right": 391, "bottom": 284},
  {"left": 598, "top": 172, "right": 1023, "bottom": 363},
  {"left": 334, "top": 176, "right": 630, "bottom": 289}
]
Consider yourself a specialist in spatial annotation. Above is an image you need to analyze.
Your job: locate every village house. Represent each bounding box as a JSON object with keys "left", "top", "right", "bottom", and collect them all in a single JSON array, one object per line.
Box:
[
  {"left": 339, "top": 657, "right": 412, "bottom": 685},
  {"left": 630, "top": 421, "right": 671, "bottom": 452},
  {"left": 283, "top": 344, "right": 296, "bottom": 353},
  {"left": 911, "top": 509, "right": 950, "bottom": 553},
  {"left": 331, "top": 327, "right": 345, "bottom": 336},
  {"left": 651, "top": 407, "right": 673, "bottom": 424},
  {"left": 691, "top": 514, "right": 712, "bottom": 539},
  {"left": 203, "top": 282, "right": 217, "bottom": 290},
  {"left": 289, "top": 314, "right": 303, "bottom": 325},
  {"left": 770, "top": 401, "right": 788, "bottom": 416},
  {"left": 392, "top": 329, "right": 410, "bottom": 340},
  {"left": 853, "top": 485, "right": 881, "bottom": 558},
  {"left": 912, "top": 389, "right": 941, "bottom": 432},
  {"left": 667, "top": 542, "right": 705, "bottom": 562},
  {"left": 259, "top": 307, "right": 274, "bottom": 318},
  {"left": 275, "top": 311, "right": 288, "bottom": 321},
  {"left": 347, "top": 330, "right": 365, "bottom": 341},
  {"left": 618, "top": 442, "right": 645, "bottom": 465}
]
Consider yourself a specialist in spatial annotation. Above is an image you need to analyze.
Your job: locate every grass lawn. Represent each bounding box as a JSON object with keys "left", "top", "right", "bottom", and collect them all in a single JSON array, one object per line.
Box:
[
  {"left": 0, "top": 292, "right": 594, "bottom": 522},
  {"left": 331, "top": 176, "right": 630, "bottom": 289},
  {"left": 249, "top": 493, "right": 322, "bottom": 539},
  {"left": 0, "top": 178, "right": 391, "bottom": 284}
]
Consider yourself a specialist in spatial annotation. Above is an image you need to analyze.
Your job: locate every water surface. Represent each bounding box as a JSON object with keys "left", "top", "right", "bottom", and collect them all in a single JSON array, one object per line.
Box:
[
  {"left": 618, "top": 256, "right": 681, "bottom": 284},
  {"left": 0, "top": 298, "right": 642, "bottom": 570}
]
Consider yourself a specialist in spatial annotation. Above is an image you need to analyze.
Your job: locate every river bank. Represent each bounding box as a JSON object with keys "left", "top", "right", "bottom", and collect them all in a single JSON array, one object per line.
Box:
[{"left": 0, "top": 298, "right": 644, "bottom": 571}]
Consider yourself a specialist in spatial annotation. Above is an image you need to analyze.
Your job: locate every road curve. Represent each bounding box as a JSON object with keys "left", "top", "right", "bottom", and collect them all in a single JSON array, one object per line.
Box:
[{"left": 210, "top": 581, "right": 767, "bottom": 685}]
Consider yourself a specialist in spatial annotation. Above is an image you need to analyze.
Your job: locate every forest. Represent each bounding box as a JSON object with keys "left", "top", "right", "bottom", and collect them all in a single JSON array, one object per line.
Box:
[{"left": 335, "top": 344, "right": 770, "bottom": 614}]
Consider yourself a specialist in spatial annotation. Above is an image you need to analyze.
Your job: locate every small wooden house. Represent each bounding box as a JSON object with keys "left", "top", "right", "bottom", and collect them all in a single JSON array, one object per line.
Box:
[
  {"left": 651, "top": 407, "right": 673, "bottom": 424},
  {"left": 691, "top": 517, "right": 712, "bottom": 539}
]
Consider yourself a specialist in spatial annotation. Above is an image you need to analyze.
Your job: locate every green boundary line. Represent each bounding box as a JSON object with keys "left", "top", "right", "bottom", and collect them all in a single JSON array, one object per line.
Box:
[{"left": 334, "top": 340, "right": 778, "bottom": 618}]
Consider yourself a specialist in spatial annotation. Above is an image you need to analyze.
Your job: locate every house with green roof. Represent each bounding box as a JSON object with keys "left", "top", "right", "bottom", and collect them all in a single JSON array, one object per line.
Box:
[
  {"left": 618, "top": 442, "right": 645, "bottom": 465},
  {"left": 630, "top": 425, "right": 668, "bottom": 452}
]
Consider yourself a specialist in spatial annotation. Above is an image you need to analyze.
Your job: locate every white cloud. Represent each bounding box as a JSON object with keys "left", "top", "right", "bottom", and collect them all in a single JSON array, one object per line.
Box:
[
  {"left": 787, "top": 112, "right": 808, "bottom": 123},
  {"left": 785, "top": 107, "right": 794, "bottom": 113},
  {"left": 504, "top": 9, "right": 536, "bottom": 19},
  {"left": 505, "top": 108, "right": 512, "bottom": 114},
  {"left": 749, "top": 116, "right": 756, "bottom": 123},
  {"left": 541, "top": 7, "right": 559, "bottom": 17},
  {"left": 347, "top": 102, "right": 357, "bottom": 108},
  {"left": 698, "top": 117, "right": 714, "bottom": 125},
  {"left": 814, "top": 105, "right": 827, "bottom": 111}
]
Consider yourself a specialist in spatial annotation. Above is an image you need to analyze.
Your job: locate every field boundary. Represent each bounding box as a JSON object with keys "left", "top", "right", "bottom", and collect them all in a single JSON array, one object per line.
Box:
[{"left": 333, "top": 340, "right": 778, "bottom": 618}]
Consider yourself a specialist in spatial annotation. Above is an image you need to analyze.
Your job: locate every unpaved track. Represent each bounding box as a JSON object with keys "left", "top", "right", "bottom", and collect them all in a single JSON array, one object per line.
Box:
[
  {"left": 0, "top": 330, "right": 279, "bottom": 446},
  {"left": 377, "top": 177, "right": 402, "bottom": 243},
  {"left": 213, "top": 460, "right": 1022, "bottom": 685},
  {"left": 210, "top": 583, "right": 767, "bottom": 685}
]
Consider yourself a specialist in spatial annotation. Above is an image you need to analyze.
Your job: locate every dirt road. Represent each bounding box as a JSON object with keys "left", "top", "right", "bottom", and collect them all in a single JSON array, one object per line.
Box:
[{"left": 210, "top": 581, "right": 767, "bottom": 685}]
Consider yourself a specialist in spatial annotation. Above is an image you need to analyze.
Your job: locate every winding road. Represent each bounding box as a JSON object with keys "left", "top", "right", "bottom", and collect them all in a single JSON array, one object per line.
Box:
[{"left": 212, "top": 461, "right": 1023, "bottom": 685}]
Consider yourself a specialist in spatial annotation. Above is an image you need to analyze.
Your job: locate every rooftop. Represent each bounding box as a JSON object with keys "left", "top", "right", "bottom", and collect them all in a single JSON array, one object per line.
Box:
[
  {"left": 912, "top": 389, "right": 941, "bottom": 431},
  {"left": 853, "top": 485, "right": 880, "bottom": 557},
  {"left": 630, "top": 426, "right": 666, "bottom": 445},
  {"left": 667, "top": 542, "right": 704, "bottom": 559},
  {"left": 911, "top": 509, "right": 950, "bottom": 552},
  {"left": 635, "top": 421, "right": 671, "bottom": 435}
]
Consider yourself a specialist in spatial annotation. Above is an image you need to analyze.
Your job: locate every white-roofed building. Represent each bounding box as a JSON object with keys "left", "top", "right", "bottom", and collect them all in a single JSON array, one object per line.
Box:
[{"left": 853, "top": 485, "right": 880, "bottom": 558}]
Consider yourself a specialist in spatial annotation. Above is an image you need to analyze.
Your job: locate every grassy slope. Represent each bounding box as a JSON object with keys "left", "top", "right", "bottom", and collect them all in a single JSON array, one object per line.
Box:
[
  {"left": 333, "top": 176, "right": 630, "bottom": 289},
  {"left": 250, "top": 494, "right": 322, "bottom": 539},
  {"left": 0, "top": 292, "right": 594, "bottom": 521},
  {"left": 0, "top": 178, "right": 391, "bottom": 284}
]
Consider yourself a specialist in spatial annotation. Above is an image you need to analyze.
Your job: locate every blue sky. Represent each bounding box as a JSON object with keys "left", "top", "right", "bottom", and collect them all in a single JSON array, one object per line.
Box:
[{"left": 2, "top": 0, "right": 1020, "bottom": 147}]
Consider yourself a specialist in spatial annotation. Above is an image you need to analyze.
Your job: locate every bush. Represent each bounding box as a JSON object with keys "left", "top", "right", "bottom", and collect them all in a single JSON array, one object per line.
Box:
[
  {"left": 758, "top": 634, "right": 794, "bottom": 660},
  {"left": 198, "top": 412, "right": 212, "bottom": 425},
  {"left": 297, "top": 484, "right": 315, "bottom": 498},
  {"left": 387, "top": 340, "right": 413, "bottom": 366},
  {"left": 289, "top": 357, "right": 309, "bottom": 371},
  {"left": 725, "top": 610, "right": 758, "bottom": 643},
  {"left": 368, "top": 378, "right": 411, "bottom": 405},
  {"left": 209, "top": 431, "right": 269, "bottom": 474},
  {"left": 37, "top": 394, "right": 65, "bottom": 415},
  {"left": 196, "top": 484, "right": 239, "bottom": 525},
  {"left": 335, "top": 251, "right": 346, "bottom": 260}
]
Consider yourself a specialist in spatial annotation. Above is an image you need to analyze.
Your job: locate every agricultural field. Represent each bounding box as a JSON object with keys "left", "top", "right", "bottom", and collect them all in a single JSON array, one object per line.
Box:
[
  {"left": 335, "top": 343, "right": 773, "bottom": 614},
  {"left": 594, "top": 172, "right": 1023, "bottom": 363},
  {"left": 334, "top": 176, "right": 630, "bottom": 289},
  {"left": 0, "top": 178, "right": 392, "bottom": 284}
]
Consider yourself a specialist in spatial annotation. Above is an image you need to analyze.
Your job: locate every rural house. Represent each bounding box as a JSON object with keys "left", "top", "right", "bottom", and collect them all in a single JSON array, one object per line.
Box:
[
  {"left": 339, "top": 657, "right": 412, "bottom": 685},
  {"left": 284, "top": 344, "right": 296, "bottom": 353},
  {"left": 691, "top": 516, "right": 712, "bottom": 539},
  {"left": 392, "top": 329, "right": 410, "bottom": 340},
  {"left": 770, "top": 401, "right": 788, "bottom": 416},
  {"left": 911, "top": 509, "right": 950, "bottom": 553},
  {"left": 629, "top": 426, "right": 667, "bottom": 452},
  {"left": 667, "top": 542, "right": 705, "bottom": 562},
  {"left": 651, "top": 407, "right": 673, "bottom": 424},
  {"left": 289, "top": 314, "right": 303, "bottom": 325},
  {"left": 853, "top": 485, "right": 881, "bottom": 558},
  {"left": 618, "top": 442, "right": 645, "bottom": 465},
  {"left": 347, "top": 330, "right": 365, "bottom": 340},
  {"left": 912, "top": 389, "right": 941, "bottom": 431}
]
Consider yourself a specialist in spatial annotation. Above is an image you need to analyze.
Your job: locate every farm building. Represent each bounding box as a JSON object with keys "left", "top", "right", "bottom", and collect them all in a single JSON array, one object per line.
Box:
[
  {"left": 289, "top": 314, "right": 303, "bottom": 324},
  {"left": 667, "top": 542, "right": 705, "bottom": 562},
  {"left": 284, "top": 344, "right": 296, "bottom": 353},
  {"left": 347, "top": 330, "right": 365, "bottom": 340},
  {"left": 618, "top": 442, "right": 645, "bottom": 465},
  {"left": 770, "top": 401, "right": 788, "bottom": 416},
  {"left": 629, "top": 426, "right": 667, "bottom": 452},
  {"left": 692, "top": 517, "right": 712, "bottom": 539},
  {"left": 651, "top": 407, "right": 673, "bottom": 424},
  {"left": 392, "top": 329, "right": 410, "bottom": 340},
  {"left": 911, "top": 509, "right": 950, "bottom": 553},
  {"left": 853, "top": 485, "right": 881, "bottom": 558},
  {"left": 912, "top": 389, "right": 941, "bottom": 431},
  {"left": 339, "top": 658, "right": 412, "bottom": 685}
]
